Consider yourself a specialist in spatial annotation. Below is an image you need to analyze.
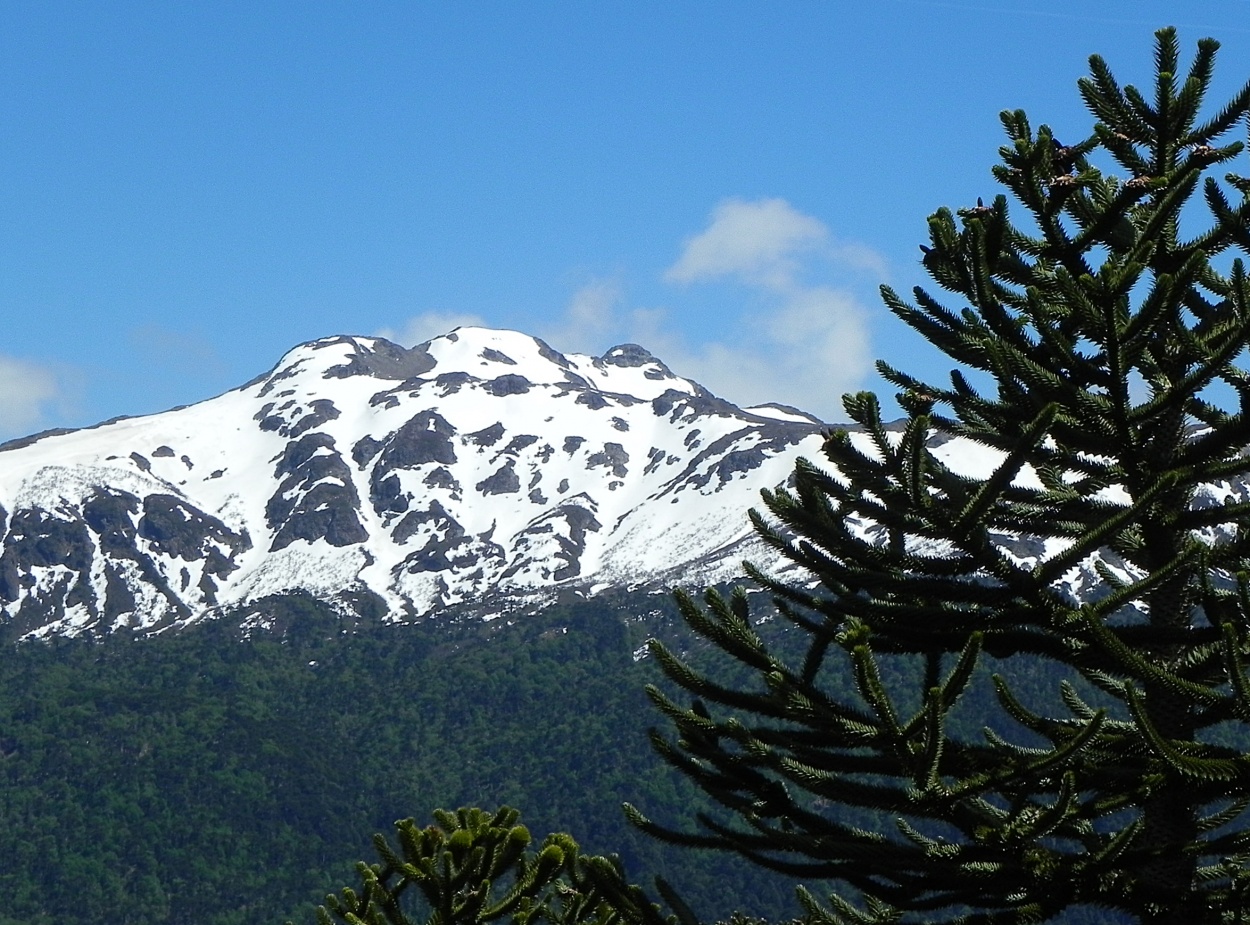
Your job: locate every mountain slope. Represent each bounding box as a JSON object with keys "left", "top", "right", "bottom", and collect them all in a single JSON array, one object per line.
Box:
[{"left": 0, "top": 328, "right": 826, "bottom": 638}]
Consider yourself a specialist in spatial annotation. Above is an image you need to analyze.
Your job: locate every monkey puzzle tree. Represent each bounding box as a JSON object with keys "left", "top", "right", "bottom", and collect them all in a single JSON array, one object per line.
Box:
[
  {"left": 630, "top": 28, "right": 1250, "bottom": 925},
  {"left": 305, "top": 807, "right": 681, "bottom": 925}
]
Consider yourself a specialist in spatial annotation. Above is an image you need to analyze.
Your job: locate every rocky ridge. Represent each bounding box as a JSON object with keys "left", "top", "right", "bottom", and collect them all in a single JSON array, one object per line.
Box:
[{"left": 0, "top": 328, "right": 828, "bottom": 637}]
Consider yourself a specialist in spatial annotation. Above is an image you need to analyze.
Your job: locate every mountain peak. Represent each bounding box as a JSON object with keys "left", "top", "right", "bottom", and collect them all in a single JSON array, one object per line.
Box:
[
  {"left": 255, "top": 336, "right": 435, "bottom": 392},
  {"left": 422, "top": 327, "right": 573, "bottom": 377},
  {"left": 602, "top": 344, "right": 654, "bottom": 364},
  {"left": 256, "top": 328, "right": 699, "bottom": 403},
  {"left": 0, "top": 325, "right": 829, "bottom": 639}
]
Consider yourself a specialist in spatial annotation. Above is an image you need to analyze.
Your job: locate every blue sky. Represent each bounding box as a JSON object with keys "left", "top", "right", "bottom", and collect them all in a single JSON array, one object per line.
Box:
[{"left": 3, "top": 2, "right": 1250, "bottom": 437}]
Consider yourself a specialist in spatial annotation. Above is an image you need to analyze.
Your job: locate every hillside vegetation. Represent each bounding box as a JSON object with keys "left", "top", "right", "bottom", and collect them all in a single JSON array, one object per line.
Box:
[{"left": 0, "top": 592, "right": 798, "bottom": 925}]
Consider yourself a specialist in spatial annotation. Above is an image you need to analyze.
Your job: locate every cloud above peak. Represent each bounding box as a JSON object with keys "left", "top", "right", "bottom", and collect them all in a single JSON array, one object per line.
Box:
[
  {"left": 651, "top": 285, "right": 872, "bottom": 421},
  {"left": 377, "top": 197, "right": 886, "bottom": 423},
  {"left": 376, "top": 311, "right": 487, "bottom": 348},
  {"left": 665, "top": 197, "right": 829, "bottom": 290},
  {"left": 0, "top": 355, "right": 61, "bottom": 439},
  {"left": 659, "top": 198, "right": 883, "bottom": 420}
]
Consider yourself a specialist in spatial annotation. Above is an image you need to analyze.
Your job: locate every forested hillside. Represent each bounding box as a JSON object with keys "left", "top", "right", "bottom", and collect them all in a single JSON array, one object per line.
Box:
[{"left": 0, "top": 591, "right": 800, "bottom": 925}]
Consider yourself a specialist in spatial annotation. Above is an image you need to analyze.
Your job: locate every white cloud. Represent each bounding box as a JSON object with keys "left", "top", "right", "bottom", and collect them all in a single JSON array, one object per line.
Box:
[
  {"left": 665, "top": 197, "right": 829, "bottom": 290},
  {"left": 655, "top": 199, "right": 882, "bottom": 420},
  {"left": 0, "top": 355, "right": 60, "bottom": 438},
  {"left": 539, "top": 279, "right": 624, "bottom": 353},
  {"left": 536, "top": 275, "right": 874, "bottom": 423},
  {"left": 641, "top": 287, "right": 872, "bottom": 420},
  {"left": 376, "top": 311, "right": 487, "bottom": 347},
  {"left": 130, "top": 325, "right": 227, "bottom": 377},
  {"left": 373, "top": 199, "right": 884, "bottom": 423},
  {"left": 829, "top": 240, "right": 891, "bottom": 280}
]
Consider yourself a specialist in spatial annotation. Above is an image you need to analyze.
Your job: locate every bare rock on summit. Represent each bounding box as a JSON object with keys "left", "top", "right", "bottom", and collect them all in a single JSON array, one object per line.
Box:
[
  {"left": 322, "top": 337, "right": 438, "bottom": 380},
  {"left": 600, "top": 344, "right": 660, "bottom": 368}
]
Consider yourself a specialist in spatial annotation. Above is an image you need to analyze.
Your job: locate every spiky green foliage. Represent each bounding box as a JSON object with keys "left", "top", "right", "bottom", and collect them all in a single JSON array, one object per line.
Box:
[
  {"left": 305, "top": 807, "right": 684, "bottom": 925},
  {"left": 631, "top": 28, "right": 1250, "bottom": 925}
]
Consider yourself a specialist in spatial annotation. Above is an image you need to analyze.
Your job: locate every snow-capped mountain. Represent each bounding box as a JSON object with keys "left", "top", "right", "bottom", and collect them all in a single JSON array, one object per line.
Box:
[{"left": 0, "top": 328, "right": 829, "bottom": 638}]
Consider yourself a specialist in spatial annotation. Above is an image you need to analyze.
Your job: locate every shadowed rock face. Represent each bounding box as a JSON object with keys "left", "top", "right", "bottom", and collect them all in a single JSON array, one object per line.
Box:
[
  {"left": 486, "top": 375, "right": 531, "bottom": 397},
  {"left": 257, "top": 399, "right": 341, "bottom": 439},
  {"left": 370, "top": 472, "right": 407, "bottom": 517},
  {"left": 0, "top": 510, "right": 93, "bottom": 603},
  {"left": 467, "top": 423, "right": 505, "bottom": 447},
  {"left": 480, "top": 348, "right": 516, "bottom": 365},
  {"left": 394, "top": 501, "right": 506, "bottom": 576},
  {"left": 365, "top": 411, "right": 462, "bottom": 520},
  {"left": 586, "top": 443, "right": 629, "bottom": 479},
  {"left": 139, "top": 494, "right": 249, "bottom": 567},
  {"left": 502, "top": 499, "right": 602, "bottom": 583},
  {"left": 322, "top": 337, "right": 438, "bottom": 380},
  {"left": 499, "top": 435, "right": 538, "bottom": 457},
  {"left": 377, "top": 412, "right": 458, "bottom": 470},
  {"left": 476, "top": 461, "right": 521, "bottom": 495},
  {"left": 601, "top": 344, "right": 664, "bottom": 370},
  {"left": 422, "top": 467, "right": 459, "bottom": 492},
  {"left": 352, "top": 435, "right": 385, "bottom": 467},
  {"left": 138, "top": 495, "right": 249, "bottom": 601},
  {"left": 393, "top": 500, "right": 467, "bottom": 568},
  {"left": 267, "top": 433, "right": 368, "bottom": 551},
  {"left": 576, "top": 392, "right": 609, "bottom": 410},
  {"left": 83, "top": 490, "right": 144, "bottom": 562},
  {"left": 0, "top": 485, "right": 251, "bottom": 632}
]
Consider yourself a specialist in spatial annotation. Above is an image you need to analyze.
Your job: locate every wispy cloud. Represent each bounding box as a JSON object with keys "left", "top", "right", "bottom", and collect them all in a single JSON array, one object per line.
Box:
[
  {"left": 0, "top": 355, "right": 61, "bottom": 438},
  {"left": 665, "top": 197, "right": 829, "bottom": 290},
  {"left": 376, "top": 310, "right": 487, "bottom": 347},
  {"left": 130, "top": 325, "right": 227, "bottom": 377},
  {"left": 624, "top": 287, "right": 872, "bottom": 421},
  {"left": 658, "top": 198, "right": 882, "bottom": 420},
  {"left": 374, "top": 199, "right": 884, "bottom": 423},
  {"left": 537, "top": 279, "right": 629, "bottom": 354},
  {"left": 558, "top": 279, "right": 621, "bottom": 349},
  {"left": 523, "top": 198, "right": 883, "bottom": 421}
]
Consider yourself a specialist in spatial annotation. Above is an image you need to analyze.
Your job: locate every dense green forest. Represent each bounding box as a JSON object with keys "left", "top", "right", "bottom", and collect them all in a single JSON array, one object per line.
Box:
[
  {"left": 0, "top": 586, "right": 1128, "bottom": 925},
  {"left": 0, "top": 590, "right": 802, "bottom": 925}
]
